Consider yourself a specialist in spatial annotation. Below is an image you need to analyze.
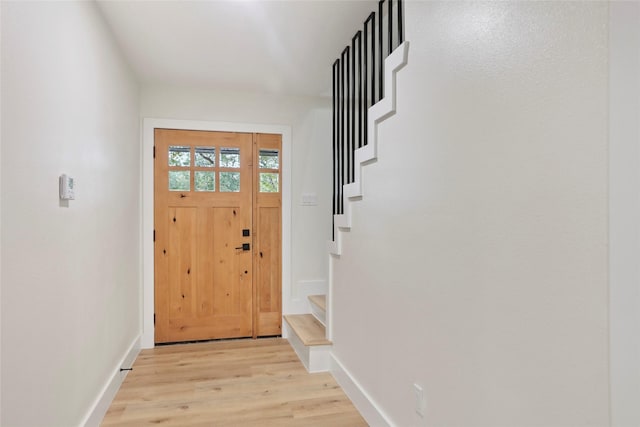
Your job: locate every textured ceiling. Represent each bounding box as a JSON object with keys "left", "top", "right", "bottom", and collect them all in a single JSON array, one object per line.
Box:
[{"left": 97, "top": 0, "right": 378, "bottom": 97}]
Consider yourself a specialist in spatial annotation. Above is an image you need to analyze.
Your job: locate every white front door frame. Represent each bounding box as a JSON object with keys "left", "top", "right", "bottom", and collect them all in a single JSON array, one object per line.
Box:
[{"left": 140, "top": 118, "right": 292, "bottom": 348}]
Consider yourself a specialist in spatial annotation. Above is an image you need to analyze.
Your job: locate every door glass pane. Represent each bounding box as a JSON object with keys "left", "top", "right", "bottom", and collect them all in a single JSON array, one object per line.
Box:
[
  {"left": 168, "top": 146, "right": 190, "bottom": 166},
  {"left": 220, "top": 147, "right": 240, "bottom": 168},
  {"left": 259, "top": 149, "right": 279, "bottom": 169},
  {"left": 259, "top": 173, "right": 279, "bottom": 193},
  {"left": 195, "top": 171, "right": 215, "bottom": 192},
  {"left": 169, "top": 171, "right": 190, "bottom": 191},
  {"left": 195, "top": 147, "right": 216, "bottom": 167},
  {"left": 219, "top": 172, "right": 240, "bottom": 192}
]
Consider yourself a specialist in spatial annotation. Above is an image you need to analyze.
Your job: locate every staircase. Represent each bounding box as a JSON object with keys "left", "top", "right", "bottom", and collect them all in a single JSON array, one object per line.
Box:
[
  {"left": 328, "top": 41, "right": 409, "bottom": 255},
  {"left": 285, "top": 0, "right": 407, "bottom": 376},
  {"left": 283, "top": 295, "right": 331, "bottom": 372}
]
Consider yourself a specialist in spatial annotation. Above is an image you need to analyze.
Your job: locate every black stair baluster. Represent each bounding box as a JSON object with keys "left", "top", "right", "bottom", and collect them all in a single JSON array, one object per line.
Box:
[
  {"left": 378, "top": 0, "right": 383, "bottom": 102},
  {"left": 398, "top": 0, "right": 404, "bottom": 45}
]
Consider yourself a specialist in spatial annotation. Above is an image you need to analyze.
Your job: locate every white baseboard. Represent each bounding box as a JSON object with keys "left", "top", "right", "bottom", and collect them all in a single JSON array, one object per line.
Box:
[
  {"left": 81, "top": 335, "right": 141, "bottom": 427},
  {"left": 330, "top": 354, "right": 393, "bottom": 427}
]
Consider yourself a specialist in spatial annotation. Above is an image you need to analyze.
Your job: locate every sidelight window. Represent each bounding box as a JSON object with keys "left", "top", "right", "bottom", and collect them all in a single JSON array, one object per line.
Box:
[{"left": 258, "top": 149, "right": 280, "bottom": 193}]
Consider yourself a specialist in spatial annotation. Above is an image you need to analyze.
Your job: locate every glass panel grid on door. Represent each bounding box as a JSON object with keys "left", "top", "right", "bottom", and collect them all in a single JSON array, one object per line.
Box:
[{"left": 167, "top": 144, "right": 247, "bottom": 193}]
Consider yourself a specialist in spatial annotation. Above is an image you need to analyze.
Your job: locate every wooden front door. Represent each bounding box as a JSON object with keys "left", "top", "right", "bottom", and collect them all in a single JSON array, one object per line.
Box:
[{"left": 154, "top": 129, "right": 281, "bottom": 343}]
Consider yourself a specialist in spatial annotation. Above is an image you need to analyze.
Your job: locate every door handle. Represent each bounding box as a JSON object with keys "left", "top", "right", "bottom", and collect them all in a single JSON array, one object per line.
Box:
[{"left": 235, "top": 243, "right": 250, "bottom": 251}]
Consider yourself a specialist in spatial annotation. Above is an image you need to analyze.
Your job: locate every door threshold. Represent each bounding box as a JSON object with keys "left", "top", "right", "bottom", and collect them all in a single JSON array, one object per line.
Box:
[{"left": 155, "top": 335, "right": 282, "bottom": 347}]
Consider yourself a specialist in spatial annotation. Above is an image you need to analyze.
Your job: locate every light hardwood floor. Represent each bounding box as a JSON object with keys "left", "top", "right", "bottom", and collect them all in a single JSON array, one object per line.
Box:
[{"left": 102, "top": 338, "right": 367, "bottom": 426}]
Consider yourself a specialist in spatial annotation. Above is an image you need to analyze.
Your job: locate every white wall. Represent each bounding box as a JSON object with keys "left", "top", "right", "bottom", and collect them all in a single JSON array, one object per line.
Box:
[
  {"left": 331, "top": 2, "right": 610, "bottom": 426},
  {"left": 1, "top": 2, "right": 140, "bottom": 426},
  {"left": 609, "top": 2, "right": 640, "bottom": 426},
  {"left": 141, "top": 85, "right": 332, "bottom": 315},
  {"left": 0, "top": 2, "right": 3, "bottom": 421}
]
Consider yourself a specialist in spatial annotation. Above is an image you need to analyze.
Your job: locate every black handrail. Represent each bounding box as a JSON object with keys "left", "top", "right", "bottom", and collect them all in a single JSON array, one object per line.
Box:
[{"left": 332, "top": 0, "right": 404, "bottom": 218}]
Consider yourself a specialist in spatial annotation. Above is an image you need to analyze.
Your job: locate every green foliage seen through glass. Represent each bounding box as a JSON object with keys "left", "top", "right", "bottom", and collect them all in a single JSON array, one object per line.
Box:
[
  {"left": 259, "top": 150, "right": 279, "bottom": 169},
  {"left": 195, "top": 171, "right": 215, "bottom": 192},
  {"left": 168, "top": 146, "right": 190, "bottom": 167},
  {"left": 195, "top": 147, "right": 215, "bottom": 167},
  {"left": 259, "top": 173, "right": 279, "bottom": 192},
  {"left": 220, "top": 148, "right": 240, "bottom": 168},
  {"left": 220, "top": 172, "right": 240, "bottom": 192},
  {"left": 169, "top": 171, "right": 190, "bottom": 191}
]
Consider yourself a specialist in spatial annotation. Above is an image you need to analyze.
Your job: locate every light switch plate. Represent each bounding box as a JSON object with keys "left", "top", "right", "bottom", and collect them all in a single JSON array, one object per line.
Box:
[{"left": 300, "top": 192, "right": 317, "bottom": 206}]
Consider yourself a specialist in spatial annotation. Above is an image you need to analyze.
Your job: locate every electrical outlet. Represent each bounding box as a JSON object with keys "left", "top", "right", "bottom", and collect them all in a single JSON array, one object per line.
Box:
[{"left": 414, "top": 383, "right": 426, "bottom": 418}]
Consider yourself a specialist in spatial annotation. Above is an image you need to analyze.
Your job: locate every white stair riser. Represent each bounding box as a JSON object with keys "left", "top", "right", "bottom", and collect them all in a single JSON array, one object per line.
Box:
[
  {"left": 284, "top": 322, "right": 331, "bottom": 373},
  {"left": 309, "top": 300, "right": 326, "bottom": 327}
]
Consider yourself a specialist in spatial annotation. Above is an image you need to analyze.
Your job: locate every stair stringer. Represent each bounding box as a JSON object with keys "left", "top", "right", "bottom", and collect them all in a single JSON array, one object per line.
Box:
[{"left": 328, "top": 41, "right": 410, "bottom": 256}]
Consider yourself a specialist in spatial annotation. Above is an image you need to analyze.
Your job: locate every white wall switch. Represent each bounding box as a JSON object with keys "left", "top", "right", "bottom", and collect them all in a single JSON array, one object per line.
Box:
[{"left": 300, "top": 192, "right": 317, "bottom": 206}]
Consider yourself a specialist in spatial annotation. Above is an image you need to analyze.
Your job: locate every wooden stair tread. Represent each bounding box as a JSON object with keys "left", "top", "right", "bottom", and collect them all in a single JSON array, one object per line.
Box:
[
  {"left": 284, "top": 314, "right": 331, "bottom": 346},
  {"left": 308, "top": 294, "right": 326, "bottom": 311}
]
